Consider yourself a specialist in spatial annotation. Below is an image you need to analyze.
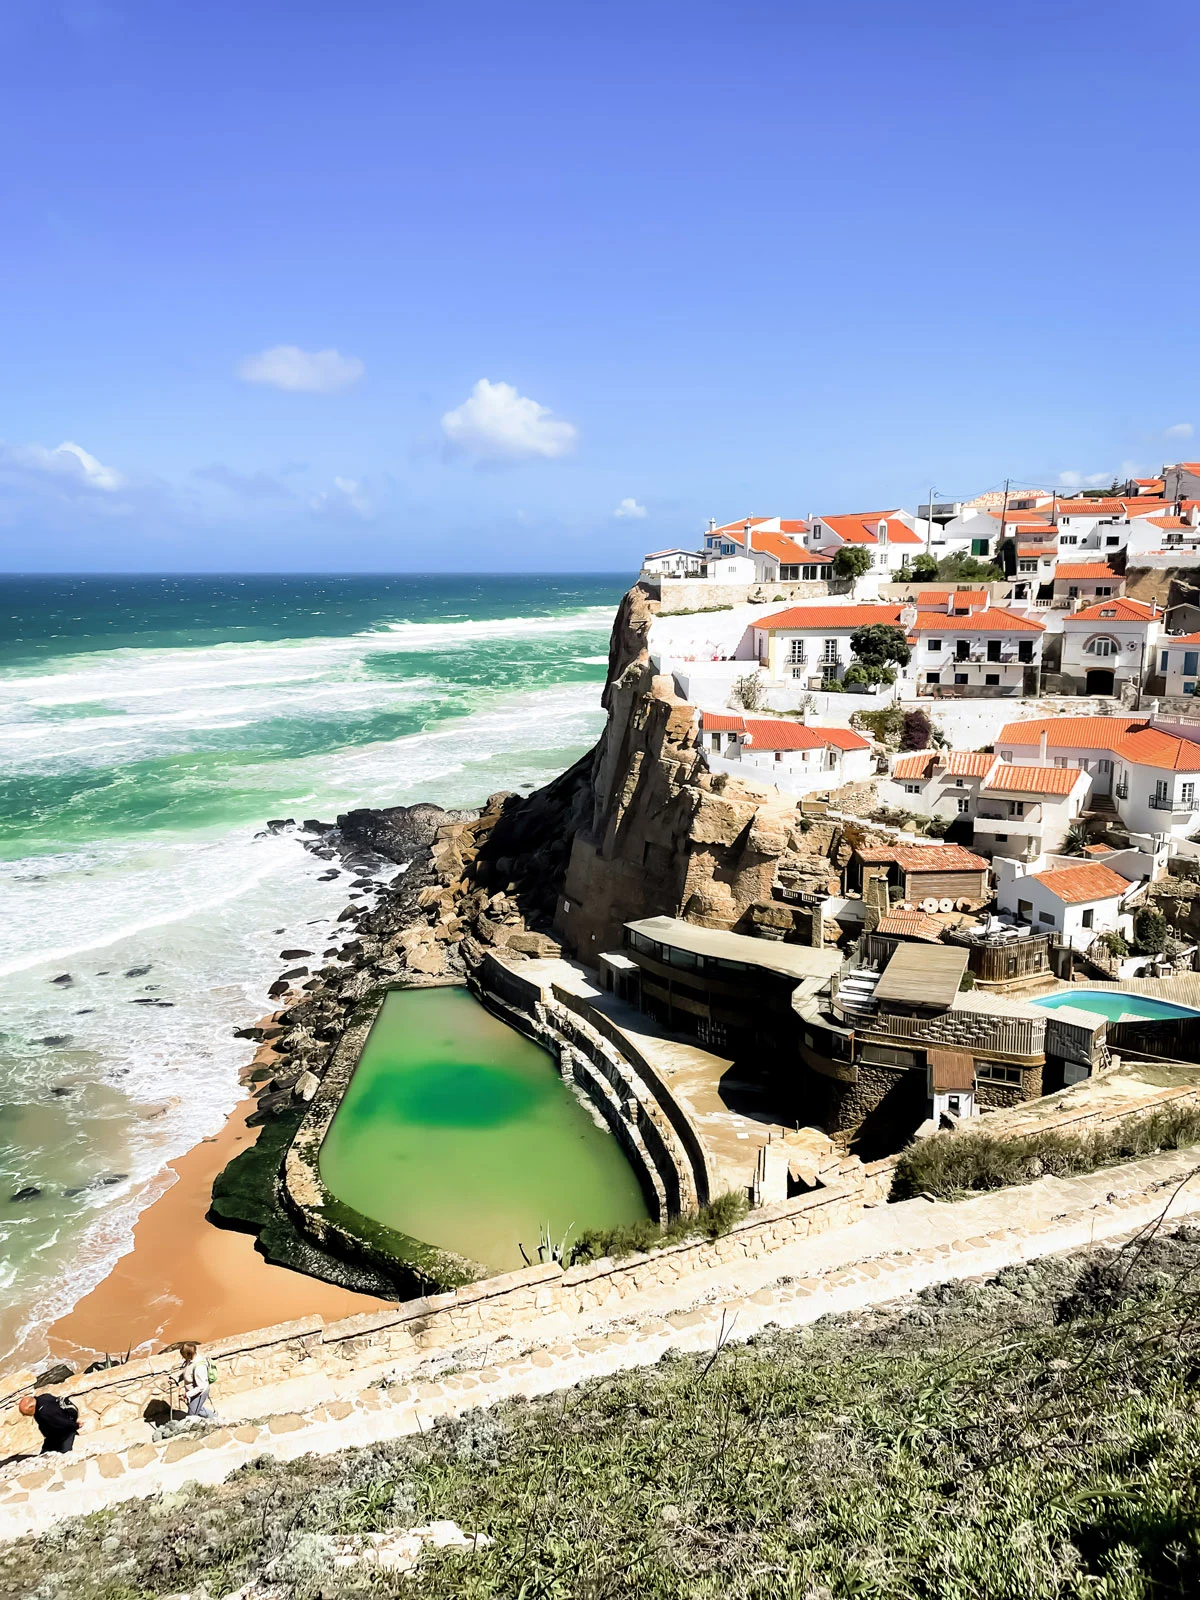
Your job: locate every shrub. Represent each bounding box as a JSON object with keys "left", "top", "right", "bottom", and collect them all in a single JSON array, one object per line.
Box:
[
  {"left": 901, "top": 708, "right": 933, "bottom": 751},
  {"left": 892, "top": 1101, "right": 1200, "bottom": 1201},
  {"left": 1100, "top": 930, "right": 1129, "bottom": 957},
  {"left": 850, "top": 622, "right": 911, "bottom": 672},
  {"left": 730, "top": 672, "right": 765, "bottom": 711},
  {"left": 958, "top": 969, "right": 975, "bottom": 991},
  {"left": 842, "top": 662, "right": 894, "bottom": 688},
  {"left": 1132, "top": 907, "right": 1168, "bottom": 955},
  {"left": 570, "top": 1190, "right": 749, "bottom": 1265}
]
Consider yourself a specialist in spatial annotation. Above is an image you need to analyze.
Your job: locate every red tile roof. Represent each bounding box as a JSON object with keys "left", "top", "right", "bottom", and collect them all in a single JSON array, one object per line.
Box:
[
  {"left": 1134, "top": 479, "right": 1165, "bottom": 491},
  {"left": 874, "top": 910, "right": 945, "bottom": 942},
  {"left": 894, "top": 749, "right": 994, "bottom": 780},
  {"left": 820, "top": 726, "right": 872, "bottom": 750},
  {"left": 855, "top": 843, "right": 988, "bottom": 872},
  {"left": 1030, "top": 863, "right": 1132, "bottom": 903},
  {"left": 751, "top": 532, "right": 828, "bottom": 563},
  {"left": 700, "top": 712, "right": 745, "bottom": 732},
  {"left": 884, "top": 520, "right": 924, "bottom": 545},
  {"left": 912, "top": 608, "right": 1044, "bottom": 633},
  {"left": 741, "top": 718, "right": 870, "bottom": 752},
  {"left": 996, "top": 716, "right": 1144, "bottom": 752},
  {"left": 913, "top": 590, "right": 989, "bottom": 610},
  {"left": 1055, "top": 563, "right": 1119, "bottom": 581},
  {"left": 1146, "top": 515, "right": 1193, "bottom": 530},
  {"left": 982, "top": 763, "right": 1086, "bottom": 796},
  {"left": 1068, "top": 598, "right": 1158, "bottom": 623},
  {"left": 814, "top": 511, "right": 900, "bottom": 546},
  {"left": 1166, "top": 632, "right": 1200, "bottom": 647},
  {"left": 1114, "top": 727, "right": 1200, "bottom": 773},
  {"left": 1173, "top": 463, "right": 1200, "bottom": 473},
  {"left": 1083, "top": 843, "right": 1115, "bottom": 854},
  {"left": 1055, "top": 499, "right": 1131, "bottom": 517},
  {"left": 758, "top": 604, "right": 905, "bottom": 631},
  {"left": 892, "top": 751, "right": 937, "bottom": 780}
]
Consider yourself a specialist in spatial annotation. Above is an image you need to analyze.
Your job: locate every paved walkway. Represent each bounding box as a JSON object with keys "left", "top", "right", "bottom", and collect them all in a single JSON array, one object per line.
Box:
[{"left": 3, "top": 1147, "right": 1199, "bottom": 1540}]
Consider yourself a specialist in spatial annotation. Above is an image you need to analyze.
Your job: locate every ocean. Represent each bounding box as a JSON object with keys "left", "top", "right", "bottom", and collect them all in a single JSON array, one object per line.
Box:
[{"left": 0, "top": 573, "right": 627, "bottom": 1370}]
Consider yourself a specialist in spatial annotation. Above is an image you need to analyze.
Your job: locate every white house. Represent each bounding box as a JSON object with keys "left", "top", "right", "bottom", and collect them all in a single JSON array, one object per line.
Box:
[
  {"left": 697, "top": 518, "right": 833, "bottom": 582},
  {"left": 994, "top": 859, "right": 1137, "bottom": 951},
  {"left": 1113, "top": 725, "right": 1200, "bottom": 837},
  {"left": 884, "top": 750, "right": 1089, "bottom": 859},
  {"left": 1125, "top": 505, "right": 1200, "bottom": 562},
  {"left": 971, "top": 763, "right": 1091, "bottom": 860},
  {"left": 752, "top": 603, "right": 916, "bottom": 688},
  {"left": 995, "top": 715, "right": 1142, "bottom": 797},
  {"left": 641, "top": 548, "right": 707, "bottom": 577},
  {"left": 995, "top": 713, "right": 1200, "bottom": 838},
  {"left": 883, "top": 749, "right": 994, "bottom": 820},
  {"left": 804, "top": 511, "right": 927, "bottom": 581},
  {"left": 1159, "top": 631, "right": 1200, "bottom": 697},
  {"left": 699, "top": 711, "right": 873, "bottom": 795},
  {"left": 910, "top": 606, "right": 1044, "bottom": 697},
  {"left": 1060, "top": 597, "right": 1161, "bottom": 697},
  {"left": 1052, "top": 564, "right": 1124, "bottom": 605}
]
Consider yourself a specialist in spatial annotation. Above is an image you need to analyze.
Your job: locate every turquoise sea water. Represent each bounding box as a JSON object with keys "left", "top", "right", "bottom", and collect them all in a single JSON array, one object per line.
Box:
[
  {"left": 1030, "top": 989, "right": 1200, "bottom": 1022},
  {"left": 0, "top": 573, "right": 628, "bottom": 1368}
]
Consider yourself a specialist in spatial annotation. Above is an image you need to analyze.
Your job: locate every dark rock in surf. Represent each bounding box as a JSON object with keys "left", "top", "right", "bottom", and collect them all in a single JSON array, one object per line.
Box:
[
  {"left": 10, "top": 1187, "right": 41, "bottom": 1202},
  {"left": 50, "top": 974, "right": 73, "bottom": 986}
]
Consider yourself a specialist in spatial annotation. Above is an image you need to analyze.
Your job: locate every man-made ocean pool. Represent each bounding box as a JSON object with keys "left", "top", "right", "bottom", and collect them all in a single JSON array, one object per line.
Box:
[
  {"left": 1031, "top": 989, "right": 1200, "bottom": 1022},
  {"left": 318, "top": 985, "right": 649, "bottom": 1273}
]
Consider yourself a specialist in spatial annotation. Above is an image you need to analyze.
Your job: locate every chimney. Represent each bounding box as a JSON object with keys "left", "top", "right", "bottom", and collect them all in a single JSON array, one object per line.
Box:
[
  {"left": 744, "top": 519, "right": 753, "bottom": 554},
  {"left": 1039, "top": 729, "right": 1048, "bottom": 765}
]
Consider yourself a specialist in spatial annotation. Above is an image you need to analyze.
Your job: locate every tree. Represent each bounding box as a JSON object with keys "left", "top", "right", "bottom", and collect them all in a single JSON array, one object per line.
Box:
[
  {"left": 730, "top": 672, "right": 765, "bottom": 711},
  {"left": 832, "top": 546, "right": 873, "bottom": 585},
  {"left": 1131, "top": 907, "right": 1168, "bottom": 956},
  {"left": 851, "top": 623, "right": 911, "bottom": 671},
  {"left": 936, "top": 553, "right": 1004, "bottom": 582},
  {"left": 901, "top": 708, "right": 933, "bottom": 751},
  {"left": 912, "top": 553, "right": 939, "bottom": 580}
]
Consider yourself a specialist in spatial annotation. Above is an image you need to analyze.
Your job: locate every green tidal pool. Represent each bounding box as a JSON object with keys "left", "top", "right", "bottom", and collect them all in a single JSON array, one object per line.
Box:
[{"left": 318, "top": 985, "right": 649, "bottom": 1272}]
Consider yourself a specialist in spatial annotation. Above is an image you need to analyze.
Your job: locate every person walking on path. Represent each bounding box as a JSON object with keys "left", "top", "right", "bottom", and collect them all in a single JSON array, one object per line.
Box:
[
  {"left": 18, "top": 1392, "right": 80, "bottom": 1454},
  {"left": 177, "top": 1342, "right": 216, "bottom": 1419}
]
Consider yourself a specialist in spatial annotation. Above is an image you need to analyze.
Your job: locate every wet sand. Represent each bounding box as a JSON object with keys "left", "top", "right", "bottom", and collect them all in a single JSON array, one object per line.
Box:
[{"left": 48, "top": 1033, "right": 387, "bottom": 1365}]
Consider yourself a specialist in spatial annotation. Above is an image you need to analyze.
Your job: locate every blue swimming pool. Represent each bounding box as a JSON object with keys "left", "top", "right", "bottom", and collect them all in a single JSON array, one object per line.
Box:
[{"left": 1031, "top": 989, "right": 1200, "bottom": 1022}]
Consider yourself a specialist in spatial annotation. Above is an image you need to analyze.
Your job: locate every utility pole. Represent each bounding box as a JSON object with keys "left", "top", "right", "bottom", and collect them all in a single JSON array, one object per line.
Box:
[{"left": 925, "top": 486, "right": 936, "bottom": 556}]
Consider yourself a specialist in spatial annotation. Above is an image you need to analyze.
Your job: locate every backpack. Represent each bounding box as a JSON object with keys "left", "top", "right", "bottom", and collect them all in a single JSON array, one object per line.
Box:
[{"left": 206, "top": 1358, "right": 218, "bottom": 1387}]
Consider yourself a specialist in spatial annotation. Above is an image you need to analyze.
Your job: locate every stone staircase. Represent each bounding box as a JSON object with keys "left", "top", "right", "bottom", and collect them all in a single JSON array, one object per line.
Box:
[{"left": 835, "top": 966, "right": 881, "bottom": 1022}]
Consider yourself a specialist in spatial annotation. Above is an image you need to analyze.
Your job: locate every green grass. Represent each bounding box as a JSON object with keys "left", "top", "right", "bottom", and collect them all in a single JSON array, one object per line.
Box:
[
  {"left": 893, "top": 1100, "right": 1200, "bottom": 1200},
  {"left": 569, "top": 1189, "right": 748, "bottom": 1264},
  {"left": 7, "top": 1227, "right": 1200, "bottom": 1599}
]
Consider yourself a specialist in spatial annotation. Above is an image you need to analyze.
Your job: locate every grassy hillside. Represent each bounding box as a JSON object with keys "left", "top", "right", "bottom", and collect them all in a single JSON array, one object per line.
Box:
[{"left": 5, "top": 1225, "right": 1200, "bottom": 1599}]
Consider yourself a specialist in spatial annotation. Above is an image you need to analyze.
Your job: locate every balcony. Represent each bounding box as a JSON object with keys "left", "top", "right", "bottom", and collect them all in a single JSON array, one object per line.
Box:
[
  {"left": 1115, "top": 778, "right": 1129, "bottom": 800},
  {"left": 1149, "top": 792, "right": 1186, "bottom": 812}
]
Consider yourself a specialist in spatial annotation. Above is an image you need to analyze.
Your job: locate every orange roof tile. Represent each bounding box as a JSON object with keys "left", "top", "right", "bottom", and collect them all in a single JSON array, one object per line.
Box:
[
  {"left": 1083, "top": 843, "right": 1115, "bottom": 854},
  {"left": 874, "top": 910, "right": 945, "bottom": 942},
  {"left": 750, "top": 531, "right": 828, "bottom": 563},
  {"left": 1134, "top": 479, "right": 1164, "bottom": 490},
  {"left": 758, "top": 604, "right": 905, "bottom": 631},
  {"left": 1146, "top": 515, "right": 1193, "bottom": 530},
  {"left": 1068, "top": 598, "right": 1158, "bottom": 623},
  {"left": 814, "top": 511, "right": 899, "bottom": 545},
  {"left": 1030, "top": 863, "right": 1132, "bottom": 903},
  {"left": 914, "top": 590, "right": 989, "bottom": 610},
  {"left": 1166, "top": 632, "right": 1200, "bottom": 647},
  {"left": 740, "top": 718, "right": 870, "bottom": 752},
  {"left": 855, "top": 843, "right": 989, "bottom": 872},
  {"left": 892, "top": 751, "right": 937, "bottom": 779},
  {"left": 982, "top": 763, "right": 1086, "bottom": 796},
  {"left": 1055, "top": 563, "right": 1119, "bottom": 581},
  {"left": 912, "top": 608, "right": 1044, "bottom": 633},
  {"left": 1055, "top": 499, "right": 1130, "bottom": 517},
  {"left": 1174, "top": 462, "right": 1200, "bottom": 473},
  {"left": 700, "top": 712, "right": 745, "bottom": 733},
  {"left": 1114, "top": 727, "right": 1200, "bottom": 773},
  {"left": 820, "top": 726, "right": 872, "bottom": 750},
  {"left": 996, "top": 716, "right": 1144, "bottom": 752}
]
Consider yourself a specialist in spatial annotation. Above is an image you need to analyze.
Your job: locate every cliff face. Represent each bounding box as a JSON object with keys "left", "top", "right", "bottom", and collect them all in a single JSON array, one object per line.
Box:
[{"left": 555, "top": 585, "right": 845, "bottom": 961}]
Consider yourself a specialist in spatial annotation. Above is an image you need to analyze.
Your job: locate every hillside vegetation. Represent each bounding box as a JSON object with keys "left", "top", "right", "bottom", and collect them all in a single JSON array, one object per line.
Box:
[{"left": 5, "top": 1226, "right": 1200, "bottom": 1599}]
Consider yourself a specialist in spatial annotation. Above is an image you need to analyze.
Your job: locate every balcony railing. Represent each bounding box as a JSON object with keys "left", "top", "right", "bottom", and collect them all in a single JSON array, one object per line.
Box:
[
  {"left": 1115, "top": 778, "right": 1129, "bottom": 799},
  {"left": 1149, "top": 792, "right": 1183, "bottom": 811}
]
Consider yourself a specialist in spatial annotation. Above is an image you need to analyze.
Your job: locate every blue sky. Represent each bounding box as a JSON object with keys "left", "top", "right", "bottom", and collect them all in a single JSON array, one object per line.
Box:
[{"left": 1, "top": 0, "right": 1197, "bottom": 573}]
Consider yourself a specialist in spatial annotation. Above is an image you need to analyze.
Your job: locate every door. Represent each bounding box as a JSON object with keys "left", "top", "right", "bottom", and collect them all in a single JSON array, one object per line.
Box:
[{"left": 1086, "top": 668, "right": 1115, "bottom": 695}]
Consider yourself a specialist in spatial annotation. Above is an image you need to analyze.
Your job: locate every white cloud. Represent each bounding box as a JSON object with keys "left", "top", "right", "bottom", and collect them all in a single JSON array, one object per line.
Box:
[
  {"left": 613, "top": 497, "right": 647, "bottom": 520},
  {"left": 310, "top": 476, "right": 372, "bottom": 519},
  {"left": 1165, "top": 422, "right": 1194, "bottom": 440},
  {"left": 0, "top": 439, "right": 124, "bottom": 491},
  {"left": 441, "top": 379, "right": 577, "bottom": 462},
  {"left": 1056, "top": 470, "right": 1110, "bottom": 489},
  {"left": 238, "top": 345, "right": 364, "bottom": 393}
]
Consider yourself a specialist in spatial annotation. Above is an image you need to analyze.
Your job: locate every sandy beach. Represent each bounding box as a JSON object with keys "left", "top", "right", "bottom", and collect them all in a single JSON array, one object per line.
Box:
[{"left": 47, "top": 1029, "right": 387, "bottom": 1367}]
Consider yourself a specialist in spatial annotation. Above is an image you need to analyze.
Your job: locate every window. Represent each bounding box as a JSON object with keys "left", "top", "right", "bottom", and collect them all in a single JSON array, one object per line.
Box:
[
  {"left": 1068, "top": 586, "right": 1079, "bottom": 599},
  {"left": 1188, "top": 682, "right": 1198, "bottom": 695},
  {"left": 1185, "top": 652, "right": 1200, "bottom": 677},
  {"left": 1017, "top": 899, "right": 1033, "bottom": 919},
  {"left": 860, "top": 1043, "right": 918, "bottom": 1069},
  {"left": 1183, "top": 782, "right": 1196, "bottom": 808},
  {"left": 927, "top": 672, "right": 941, "bottom": 685},
  {"left": 1018, "top": 640, "right": 1034, "bottom": 663},
  {"left": 904, "top": 782, "right": 921, "bottom": 794},
  {"left": 1012, "top": 801, "right": 1025, "bottom": 816},
  {"left": 1054, "top": 756, "right": 1067, "bottom": 768},
  {"left": 1000, "top": 750, "right": 1012, "bottom": 761},
  {"left": 1061, "top": 534, "right": 1078, "bottom": 545},
  {"left": 955, "top": 639, "right": 970, "bottom": 659},
  {"left": 928, "top": 637, "right": 942, "bottom": 651},
  {"left": 803, "top": 565, "right": 819, "bottom": 580},
  {"left": 1081, "top": 908, "right": 1094, "bottom": 929},
  {"left": 1161, "top": 650, "right": 1170, "bottom": 672},
  {"left": 972, "top": 538, "right": 990, "bottom": 556},
  {"left": 954, "top": 672, "right": 968, "bottom": 685},
  {"left": 1106, "top": 535, "right": 1120, "bottom": 546},
  {"left": 978, "top": 1062, "right": 1023, "bottom": 1085},
  {"left": 710, "top": 732, "right": 721, "bottom": 751},
  {"left": 986, "top": 673, "right": 1000, "bottom": 685},
  {"left": 955, "top": 777, "right": 964, "bottom": 788},
  {"left": 957, "top": 797, "right": 970, "bottom": 814},
  {"left": 788, "top": 638, "right": 805, "bottom": 664},
  {"left": 1038, "top": 909, "right": 1057, "bottom": 926},
  {"left": 995, "top": 833, "right": 1009, "bottom": 841},
  {"left": 823, "top": 638, "right": 839, "bottom": 664},
  {"left": 1099, "top": 759, "right": 1111, "bottom": 773},
  {"left": 1088, "top": 637, "right": 1117, "bottom": 657},
  {"left": 1096, "top": 588, "right": 1112, "bottom": 597},
  {"left": 987, "top": 640, "right": 1002, "bottom": 662}
]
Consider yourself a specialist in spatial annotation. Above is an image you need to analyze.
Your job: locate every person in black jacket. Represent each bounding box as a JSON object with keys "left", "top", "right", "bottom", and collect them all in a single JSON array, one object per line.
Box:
[{"left": 18, "top": 1393, "right": 80, "bottom": 1453}]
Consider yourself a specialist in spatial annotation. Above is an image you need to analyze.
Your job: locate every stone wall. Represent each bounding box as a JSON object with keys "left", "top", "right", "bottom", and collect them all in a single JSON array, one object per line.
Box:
[
  {"left": 651, "top": 578, "right": 847, "bottom": 615},
  {"left": 0, "top": 1178, "right": 879, "bottom": 1466}
]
